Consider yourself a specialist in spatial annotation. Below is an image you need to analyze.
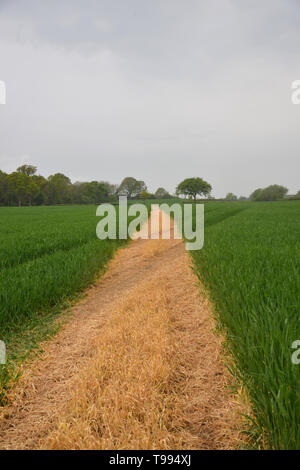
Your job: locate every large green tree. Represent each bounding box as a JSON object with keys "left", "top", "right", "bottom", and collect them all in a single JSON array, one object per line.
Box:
[
  {"left": 17, "top": 164, "right": 37, "bottom": 176},
  {"left": 176, "top": 177, "right": 212, "bottom": 200},
  {"left": 250, "top": 185, "right": 288, "bottom": 201},
  {"left": 47, "top": 173, "right": 72, "bottom": 204},
  {"left": 8, "top": 172, "right": 39, "bottom": 206},
  {"left": 74, "top": 181, "right": 111, "bottom": 204},
  {"left": 117, "top": 177, "right": 147, "bottom": 198}
]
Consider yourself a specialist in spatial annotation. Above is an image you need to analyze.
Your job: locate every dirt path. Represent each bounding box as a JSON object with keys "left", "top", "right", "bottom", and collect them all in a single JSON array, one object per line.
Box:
[{"left": 0, "top": 214, "right": 244, "bottom": 450}]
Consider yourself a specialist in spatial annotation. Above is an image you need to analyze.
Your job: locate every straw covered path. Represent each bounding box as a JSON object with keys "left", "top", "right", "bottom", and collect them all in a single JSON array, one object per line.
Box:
[{"left": 0, "top": 212, "right": 244, "bottom": 449}]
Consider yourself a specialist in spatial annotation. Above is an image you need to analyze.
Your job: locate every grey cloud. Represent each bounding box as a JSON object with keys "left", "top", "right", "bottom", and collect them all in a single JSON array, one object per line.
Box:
[{"left": 0, "top": 0, "right": 300, "bottom": 196}]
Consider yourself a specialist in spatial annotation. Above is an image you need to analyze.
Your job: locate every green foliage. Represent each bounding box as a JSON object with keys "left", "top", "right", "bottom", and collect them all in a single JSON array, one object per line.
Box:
[
  {"left": 176, "top": 177, "right": 212, "bottom": 200},
  {"left": 225, "top": 192, "right": 238, "bottom": 201},
  {"left": 250, "top": 188, "right": 263, "bottom": 201},
  {"left": 154, "top": 187, "right": 170, "bottom": 198},
  {"left": 17, "top": 164, "right": 37, "bottom": 176},
  {"left": 8, "top": 172, "right": 39, "bottom": 206},
  {"left": 250, "top": 185, "right": 288, "bottom": 201},
  {"left": 117, "top": 177, "right": 147, "bottom": 198},
  {"left": 47, "top": 173, "right": 72, "bottom": 204},
  {"left": 190, "top": 200, "right": 300, "bottom": 449},
  {"left": 139, "top": 191, "right": 153, "bottom": 199},
  {"left": 0, "top": 170, "right": 9, "bottom": 205},
  {"left": 2, "top": 198, "right": 300, "bottom": 450},
  {"left": 0, "top": 205, "right": 126, "bottom": 398},
  {"left": 0, "top": 164, "right": 118, "bottom": 206},
  {"left": 72, "top": 181, "right": 111, "bottom": 204}
]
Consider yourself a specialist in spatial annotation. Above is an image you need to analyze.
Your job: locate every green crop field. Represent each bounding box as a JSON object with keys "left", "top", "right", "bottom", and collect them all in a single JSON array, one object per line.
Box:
[
  {"left": 190, "top": 200, "right": 300, "bottom": 449},
  {"left": 0, "top": 200, "right": 300, "bottom": 449},
  {"left": 0, "top": 205, "right": 127, "bottom": 400}
]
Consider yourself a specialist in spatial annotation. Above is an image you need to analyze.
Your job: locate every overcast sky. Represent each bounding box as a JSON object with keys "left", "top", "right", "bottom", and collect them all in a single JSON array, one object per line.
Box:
[{"left": 0, "top": 0, "right": 300, "bottom": 197}]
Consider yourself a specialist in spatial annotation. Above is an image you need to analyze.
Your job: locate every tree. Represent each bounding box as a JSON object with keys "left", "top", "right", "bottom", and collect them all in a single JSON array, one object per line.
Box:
[
  {"left": 250, "top": 185, "right": 288, "bottom": 201},
  {"left": 8, "top": 172, "right": 39, "bottom": 206},
  {"left": 17, "top": 164, "right": 37, "bottom": 176},
  {"left": 78, "top": 181, "right": 110, "bottom": 204},
  {"left": 225, "top": 192, "right": 237, "bottom": 201},
  {"left": 140, "top": 191, "right": 152, "bottom": 199},
  {"left": 0, "top": 170, "right": 9, "bottom": 205},
  {"left": 117, "top": 177, "right": 147, "bottom": 198},
  {"left": 102, "top": 182, "right": 118, "bottom": 200},
  {"left": 117, "top": 177, "right": 136, "bottom": 197},
  {"left": 1, "top": 165, "right": 137, "bottom": 206},
  {"left": 176, "top": 177, "right": 212, "bottom": 200},
  {"left": 250, "top": 188, "right": 263, "bottom": 201},
  {"left": 154, "top": 187, "right": 170, "bottom": 199},
  {"left": 47, "top": 173, "right": 72, "bottom": 204},
  {"left": 135, "top": 180, "right": 147, "bottom": 196},
  {"left": 31, "top": 175, "right": 48, "bottom": 205},
  {"left": 262, "top": 185, "right": 288, "bottom": 201}
]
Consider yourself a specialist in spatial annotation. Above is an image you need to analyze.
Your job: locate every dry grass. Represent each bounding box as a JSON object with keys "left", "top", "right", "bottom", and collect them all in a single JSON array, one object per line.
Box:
[
  {"left": 40, "top": 212, "right": 247, "bottom": 450},
  {"left": 0, "top": 211, "right": 247, "bottom": 450},
  {"left": 42, "top": 274, "right": 187, "bottom": 450},
  {"left": 142, "top": 239, "right": 180, "bottom": 259},
  {"left": 142, "top": 209, "right": 181, "bottom": 259},
  {"left": 42, "top": 254, "right": 247, "bottom": 450}
]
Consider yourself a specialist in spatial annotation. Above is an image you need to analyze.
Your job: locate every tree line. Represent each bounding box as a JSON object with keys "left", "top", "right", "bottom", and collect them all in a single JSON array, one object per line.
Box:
[
  {"left": 0, "top": 165, "right": 115, "bottom": 206},
  {"left": 226, "top": 185, "right": 300, "bottom": 202},
  {"left": 0, "top": 166, "right": 215, "bottom": 206},
  {"left": 1, "top": 165, "right": 296, "bottom": 206},
  {"left": 0, "top": 166, "right": 168, "bottom": 206}
]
